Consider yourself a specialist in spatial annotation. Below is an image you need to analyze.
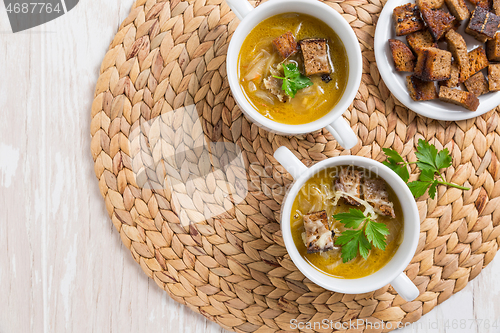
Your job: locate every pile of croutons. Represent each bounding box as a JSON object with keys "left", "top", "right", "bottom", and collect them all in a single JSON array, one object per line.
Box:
[{"left": 390, "top": 0, "right": 500, "bottom": 111}]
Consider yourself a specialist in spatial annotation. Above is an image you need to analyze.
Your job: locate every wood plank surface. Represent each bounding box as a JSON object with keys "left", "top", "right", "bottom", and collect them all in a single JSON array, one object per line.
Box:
[{"left": 0, "top": 1, "right": 499, "bottom": 332}]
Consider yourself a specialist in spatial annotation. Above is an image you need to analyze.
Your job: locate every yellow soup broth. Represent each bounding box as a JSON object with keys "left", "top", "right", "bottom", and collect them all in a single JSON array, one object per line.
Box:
[
  {"left": 290, "top": 166, "right": 404, "bottom": 279},
  {"left": 238, "top": 13, "right": 348, "bottom": 125}
]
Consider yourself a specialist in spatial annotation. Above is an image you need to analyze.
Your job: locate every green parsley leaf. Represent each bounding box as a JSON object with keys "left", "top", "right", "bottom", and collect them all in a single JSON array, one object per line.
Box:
[
  {"left": 282, "top": 63, "right": 300, "bottom": 79},
  {"left": 364, "top": 221, "right": 390, "bottom": 250},
  {"left": 333, "top": 208, "right": 367, "bottom": 229},
  {"left": 272, "top": 63, "right": 313, "bottom": 98},
  {"left": 435, "top": 148, "right": 452, "bottom": 170},
  {"left": 334, "top": 209, "right": 389, "bottom": 262},
  {"left": 335, "top": 229, "right": 361, "bottom": 246},
  {"left": 419, "top": 169, "right": 436, "bottom": 182},
  {"left": 358, "top": 233, "right": 372, "bottom": 259},
  {"left": 408, "top": 170, "right": 440, "bottom": 199},
  {"left": 382, "top": 149, "right": 410, "bottom": 182},
  {"left": 335, "top": 229, "right": 371, "bottom": 262},
  {"left": 415, "top": 139, "right": 439, "bottom": 172},
  {"left": 416, "top": 139, "right": 451, "bottom": 173},
  {"left": 407, "top": 181, "right": 430, "bottom": 198},
  {"left": 282, "top": 80, "right": 295, "bottom": 98},
  {"left": 428, "top": 180, "right": 439, "bottom": 199},
  {"left": 383, "top": 160, "right": 410, "bottom": 183},
  {"left": 382, "top": 148, "right": 405, "bottom": 163}
]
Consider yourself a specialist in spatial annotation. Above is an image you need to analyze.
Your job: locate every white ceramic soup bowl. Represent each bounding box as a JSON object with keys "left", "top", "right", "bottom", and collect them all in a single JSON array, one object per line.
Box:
[
  {"left": 274, "top": 146, "right": 420, "bottom": 301},
  {"left": 226, "top": 0, "right": 362, "bottom": 149}
]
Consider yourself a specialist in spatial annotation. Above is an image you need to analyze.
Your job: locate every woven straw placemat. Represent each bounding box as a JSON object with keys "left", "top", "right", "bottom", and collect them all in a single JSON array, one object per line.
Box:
[{"left": 90, "top": 0, "right": 500, "bottom": 331}]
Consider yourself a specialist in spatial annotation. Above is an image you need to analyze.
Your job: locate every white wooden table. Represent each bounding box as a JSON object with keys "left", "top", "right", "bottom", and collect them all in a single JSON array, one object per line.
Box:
[{"left": 0, "top": 1, "right": 499, "bottom": 332}]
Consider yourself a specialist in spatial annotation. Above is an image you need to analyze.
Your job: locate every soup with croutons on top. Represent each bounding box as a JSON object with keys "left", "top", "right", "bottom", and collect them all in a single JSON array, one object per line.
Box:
[
  {"left": 238, "top": 13, "right": 348, "bottom": 125},
  {"left": 290, "top": 166, "right": 404, "bottom": 279}
]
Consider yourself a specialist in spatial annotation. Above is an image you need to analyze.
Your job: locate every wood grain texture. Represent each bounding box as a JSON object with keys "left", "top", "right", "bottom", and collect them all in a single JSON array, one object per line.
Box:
[{"left": 0, "top": 0, "right": 499, "bottom": 332}]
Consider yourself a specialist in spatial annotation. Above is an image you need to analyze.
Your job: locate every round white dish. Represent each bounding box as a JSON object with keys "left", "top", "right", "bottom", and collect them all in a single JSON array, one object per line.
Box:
[{"left": 374, "top": 0, "right": 500, "bottom": 121}]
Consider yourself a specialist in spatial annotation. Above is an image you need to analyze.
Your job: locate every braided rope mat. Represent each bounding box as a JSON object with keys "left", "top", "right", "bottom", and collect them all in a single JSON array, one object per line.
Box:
[{"left": 90, "top": 0, "right": 500, "bottom": 331}]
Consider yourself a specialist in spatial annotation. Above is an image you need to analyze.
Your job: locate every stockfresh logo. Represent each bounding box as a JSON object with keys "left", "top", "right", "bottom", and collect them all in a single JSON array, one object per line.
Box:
[{"left": 3, "top": 0, "right": 79, "bottom": 33}]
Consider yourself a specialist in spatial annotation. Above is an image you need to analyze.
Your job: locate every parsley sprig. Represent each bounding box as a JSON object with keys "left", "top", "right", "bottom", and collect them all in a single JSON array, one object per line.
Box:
[
  {"left": 334, "top": 209, "right": 390, "bottom": 263},
  {"left": 272, "top": 63, "right": 313, "bottom": 98},
  {"left": 383, "top": 139, "right": 470, "bottom": 199}
]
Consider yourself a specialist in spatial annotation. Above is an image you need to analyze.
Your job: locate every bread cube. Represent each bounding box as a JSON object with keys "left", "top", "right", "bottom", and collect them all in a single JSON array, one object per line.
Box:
[
  {"left": 439, "top": 86, "right": 480, "bottom": 111},
  {"left": 335, "top": 168, "right": 362, "bottom": 206},
  {"left": 444, "top": 0, "right": 470, "bottom": 21},
  {"left": 445, "top": 29, "right": 470, "bottom": 82},
  {"left": 488, "top": 64, "right": 500, "bottom": 91},
  {"left": 417, "top": 0, "right": 445, "bottom": 8},
  {"left": 464, "top": 72, "right": 489, "bottom": 96},
  {"left": 486, "top": 33, "right": 500, "bottom": 62},
  {"left": 494, "top": 0, "right": 500, "bottom": 15},
  {"left": 420, "top": 5, "right": 456, "bottom": 40},
  {"left": 469, "top": 0, "right": 491, "bottom": 9},
  {"left": 469, "top": 47, "right": 490, "bottom": 78},
  {"left": 415, "top": 47, "right": 452, "bottom": 81},
  {"left": 393, "top": 3, "right": 426, "bottom": 36},
  {"left": 406, "top": 30, "right": 438, "bottom": 53},
  {"left": 389, "top": 39, "right": 416, "bottom": 72},
  {"left": 363, "top": 178, "right": 396, "bottom": 218},
  {"left": 303, "top": 211, "right": 334, "bottom": 254},
  {"left": 465, "top": 7, "right": 500, "bottom": 43},
  {"left": 439, "top": 62, "right": 461, "bottom": 87},
  {"left": 299, "top": 39, "right": 330, "bottom": 76},
  {"left": 407, "top": 75, "right": 438, "bottom": 100},
  {"left": 273, "top": 32, "right": 298, "bottom": 59}
]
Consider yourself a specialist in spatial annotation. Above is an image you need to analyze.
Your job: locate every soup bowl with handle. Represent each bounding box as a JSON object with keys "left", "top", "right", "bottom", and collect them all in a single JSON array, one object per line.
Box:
[
  {"left": 225, "top": 0, "right": 362, "bottom": 150},
  {"left": 274, "top": 146, "right": 421, "bottom": 301}
]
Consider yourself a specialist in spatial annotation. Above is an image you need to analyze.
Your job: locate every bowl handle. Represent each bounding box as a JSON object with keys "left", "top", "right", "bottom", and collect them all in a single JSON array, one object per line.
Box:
[
  {"left": 274, "top": 146, "right": 308, "bottom": 180},
  {"left": 325, "top": 117, "right": 358, "bottom": 150},
  {"left": 391, "top": 272, "right": 420, "bottom": 302},
  {"left": 225, "top": 0, "right": 254, "bottom": 21}
]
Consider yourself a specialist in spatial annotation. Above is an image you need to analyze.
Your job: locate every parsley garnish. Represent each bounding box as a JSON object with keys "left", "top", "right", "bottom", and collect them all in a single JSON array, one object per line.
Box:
[
  {"left": 334, "top": 209, "right": 390, "bottom": 263},
  {"left": 383, "top": 139, "right": 470, "bottom": 199},
  {"left": 272, "top": 63, "right": 313, "bottom": 98}
]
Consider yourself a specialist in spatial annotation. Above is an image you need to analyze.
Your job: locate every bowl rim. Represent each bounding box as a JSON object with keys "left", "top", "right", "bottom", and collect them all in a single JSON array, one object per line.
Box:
[
  {"left": 226, "top": 0, "right": 363, "bottom": 134},
  {"left": 280, "top": 156, "right": 420, "bottom": 294}
]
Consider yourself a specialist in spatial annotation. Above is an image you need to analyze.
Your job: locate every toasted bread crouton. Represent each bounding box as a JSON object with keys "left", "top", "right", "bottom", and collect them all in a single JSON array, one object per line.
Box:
[
  {"left": 303, "top": 211, "right": 334, "bottom": 254},
  {"left": 445, "top": 29, "right": 470, "bottom": 82},
  {"left": 299, "top": 39, "right": 330, "bottom": 76},
  {"left": 335, "top": 167, "right": 362, "bottom": 206},
  {"left": 486, "top": 33, "right": 500, "bottom": 61},
  {"left": 420, "top": 5, "right": 456, "bottom": 40},
  {"left": 469, "top": 0, "right": 491, "bottom": 9},
  {"left": 494, "top": 0, "right": 500, "bottom": 15},
  {"left": 465, "top": 7, "right": 500, "bottom": 43},
  {"left": 363, "top": 178, "right": 396, "bottom": 218},
  {"left": 439, "top": 62, "right": 461, "bottom": 87},
  {"left": 389, "top": 39, "right": 416, "bottom": 71},
  {"left": 439, "top": 86, "right": 480, "bottom": 110},
  {"left": 464, "top": 72, "right": 489, "bottom": 96},
  {"left": 414, "top": 47, "right": 452, "bottom": 81},
  {"left": 417, "top": 0, "right": 445, "bottom": 8},
  {"left": 273, "top": 32, "right": 298, "bottom": 59},
  {"left": 444, "top": 0, "right": 470, "bottom": 21},
  {"left": 407, "top": 75, "right": 439, "bottom": 100},
  {"left": 469, "top": 47, "right": 490, "bottom": 78},
  {"left": 406, "top": 30, "right": 438, "bottom": 53},
  {"left": 393, "top": 3, "right": 426, "bottom": 36},
  {"left": 489, "top": 64, "right": 500, "bottom": 91}
]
